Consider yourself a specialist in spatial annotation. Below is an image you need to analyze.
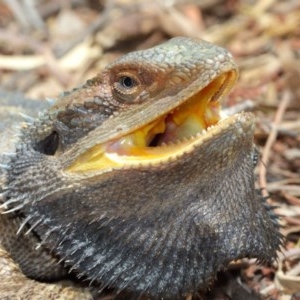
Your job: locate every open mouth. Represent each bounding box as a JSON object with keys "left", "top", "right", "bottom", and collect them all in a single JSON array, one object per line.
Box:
[{"left": 68, "top": 71, "right": 237, "bottom": 173}]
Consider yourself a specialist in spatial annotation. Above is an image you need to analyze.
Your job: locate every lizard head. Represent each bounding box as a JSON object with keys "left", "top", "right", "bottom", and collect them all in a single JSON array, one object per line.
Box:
[
  {"left": 1, "top": 37, "right": 282, "bottom": 299},
  {"left": 50, "top": 37, "right": 238, "bottom": 171},
  {"left": 68, "top": 57, "right": 237, "bottom": 172}
]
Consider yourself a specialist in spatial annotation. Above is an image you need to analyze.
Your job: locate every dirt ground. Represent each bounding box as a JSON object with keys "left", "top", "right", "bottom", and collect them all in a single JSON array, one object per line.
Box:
[{"left": 0, "top": 0, "right": 299, "bottom": 299}]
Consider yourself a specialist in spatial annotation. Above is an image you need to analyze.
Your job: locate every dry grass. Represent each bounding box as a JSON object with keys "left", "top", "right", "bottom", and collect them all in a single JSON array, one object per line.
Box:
[{"left": 0, "top": 0, "right": 299, "bottom": 299}]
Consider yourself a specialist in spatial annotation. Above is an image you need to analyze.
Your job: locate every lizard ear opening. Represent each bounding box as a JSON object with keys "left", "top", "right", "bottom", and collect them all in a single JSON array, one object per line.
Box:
[{"left": 35, "top": 131, "right": 59, "bottom": 156}]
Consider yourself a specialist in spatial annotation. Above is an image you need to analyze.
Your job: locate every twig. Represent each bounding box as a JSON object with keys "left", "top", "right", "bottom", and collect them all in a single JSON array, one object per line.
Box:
[
  {"left": 23, "top": 0, "right": 46, "bottom": 31},
  {"left": 53, "top": 7, "right": 112, "bottom": 58},
  {"left": 3, "top": 0, "right": 30, "bottom": 29},
  {"left": 259, "top": 91, "right": 291, "bottom": 198},
  {"left": 267, "top": 185, "right": 300, "bottom": 194},
  {"left": 222, "top": 99, "right": 255, "bottom": 116}
]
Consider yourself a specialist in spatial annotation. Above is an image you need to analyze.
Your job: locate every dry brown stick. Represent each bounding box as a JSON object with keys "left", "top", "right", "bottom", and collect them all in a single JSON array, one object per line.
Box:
[
  {"left": 37, "top": 0, "right": 84, "bottom": 19},
  {"left": 52, "top": 8, "right": 112, "bottom": 58},
  {"left": 3, "top": 0, "right": 30, "bottom": 29},
  {"left": 22, "top": 0, "right": 46, "bottom": 31},
  {"left": 0, "top": 30, "right": 44, "bottom": 53},
  {"left": 259, "top": 91, "right": 291, "bottom": 198}
]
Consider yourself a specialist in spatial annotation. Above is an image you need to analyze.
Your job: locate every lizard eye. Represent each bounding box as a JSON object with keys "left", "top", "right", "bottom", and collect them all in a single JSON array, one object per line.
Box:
[
  {"left": 113, "top": 73, "right": 141, "bottom": 103},
  {"left": 119, "top": 76, "right": 135, "bottom": 89}
]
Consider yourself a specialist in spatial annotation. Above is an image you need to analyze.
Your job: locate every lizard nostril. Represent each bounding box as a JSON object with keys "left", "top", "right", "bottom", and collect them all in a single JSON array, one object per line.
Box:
[{"left": 35, "top": 131, "right": 59, "bottom": 156}]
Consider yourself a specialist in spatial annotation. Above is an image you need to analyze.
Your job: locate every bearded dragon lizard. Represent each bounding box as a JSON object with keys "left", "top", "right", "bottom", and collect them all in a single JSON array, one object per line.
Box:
[{"left": 0, "top": 37, "right": 282, "bottom": 299}]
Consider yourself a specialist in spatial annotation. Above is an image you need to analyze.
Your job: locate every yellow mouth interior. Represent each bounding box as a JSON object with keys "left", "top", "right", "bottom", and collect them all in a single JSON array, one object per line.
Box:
[{"left": 68, "top": 73, "right": 234, "bottom": 173}]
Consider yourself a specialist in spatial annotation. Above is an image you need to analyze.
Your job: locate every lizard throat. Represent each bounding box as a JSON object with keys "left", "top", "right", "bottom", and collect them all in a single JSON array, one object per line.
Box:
[{"left": 68, "top": 71, "right": 236, "bottom": 173}]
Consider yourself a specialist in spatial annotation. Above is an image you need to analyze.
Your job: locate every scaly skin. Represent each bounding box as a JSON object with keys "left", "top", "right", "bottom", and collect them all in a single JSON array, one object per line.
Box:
[
  {"left": 0, "top": 91, "right": 92, "bottom": 299},
  {"left": 0, "top": 37, "right": 281, "bottom": 299}
]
